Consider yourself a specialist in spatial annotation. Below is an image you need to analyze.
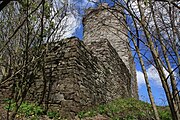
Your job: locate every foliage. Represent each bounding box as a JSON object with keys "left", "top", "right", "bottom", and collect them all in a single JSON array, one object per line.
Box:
[
  {"left": 158, "top": 107, "right": 172, "bottom": 120},
  {"left": 78, "top": 98, "right": 172, "bottom": 120},
  {"left": 47, "top": 111, "right": 60, "bottom": 119},
  {"left": 4, "top": 99, "right": 44, "bottom": 117},
  {"left": 3, "top": 98, "right": 63, "bottom": 119}
]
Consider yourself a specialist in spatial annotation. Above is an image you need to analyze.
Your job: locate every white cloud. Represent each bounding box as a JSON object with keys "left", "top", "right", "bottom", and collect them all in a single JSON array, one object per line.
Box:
[
  {"left": 57, "top": 11, "right": 81, "bottom": 40},
  {"left": 137, "top": 65, "right": 172, "bottom": 88},
  {"left": 50, "top": 0, "right": 96, "bottom": 41},
  {"left": 137, "top": 70, "right": 146, "bottom": 86},
  {"left": 146, "top": 65, "right": 162, "bottom": 86}
]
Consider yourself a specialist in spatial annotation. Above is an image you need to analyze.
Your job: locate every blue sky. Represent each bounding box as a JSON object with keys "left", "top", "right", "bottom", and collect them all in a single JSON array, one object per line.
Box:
[{"left": 58, "top": 0, "right": 169, "bottom": 106}]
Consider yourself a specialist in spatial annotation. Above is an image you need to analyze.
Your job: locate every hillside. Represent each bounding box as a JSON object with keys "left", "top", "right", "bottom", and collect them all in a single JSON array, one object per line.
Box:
[
  {"left": 0, "top": 98, "right": 171, "bottom": 120},
  {"left": 77, "top": 98, "right": 171, "bottom": 120}
]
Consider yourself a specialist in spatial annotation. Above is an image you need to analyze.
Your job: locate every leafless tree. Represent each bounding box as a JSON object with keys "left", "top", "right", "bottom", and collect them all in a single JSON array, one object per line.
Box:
[
  {"left": 96, "top": 0, "right": 179, "bottom": 119},
  {"left": 0, "top": 0, "right": 79, "bottom": 119}
]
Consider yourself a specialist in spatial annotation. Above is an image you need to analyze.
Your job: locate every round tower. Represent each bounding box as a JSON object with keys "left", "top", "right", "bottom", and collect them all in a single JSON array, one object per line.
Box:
[{"left": 83, "top": 3, "right": 138, "bottom": 99}]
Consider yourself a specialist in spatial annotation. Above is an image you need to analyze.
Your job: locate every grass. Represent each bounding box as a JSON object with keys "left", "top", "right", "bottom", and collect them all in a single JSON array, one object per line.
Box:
[
  {"left": 2, "top": 98, "right": 172, "bottom": 120},
  {"left": 4, "top": 99, "right": 43, "bottom": 116},
  {"left": 78, "top": 98, "right": 172, "bottom": 120},
  {"left": 3, "top": 99, "right": 60, "bottom": 120}
]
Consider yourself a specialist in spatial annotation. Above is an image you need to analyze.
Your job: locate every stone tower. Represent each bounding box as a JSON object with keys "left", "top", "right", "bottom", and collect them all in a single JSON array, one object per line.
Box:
[{"left": 83, "top": 3, "right": 138, "bottom": 98}]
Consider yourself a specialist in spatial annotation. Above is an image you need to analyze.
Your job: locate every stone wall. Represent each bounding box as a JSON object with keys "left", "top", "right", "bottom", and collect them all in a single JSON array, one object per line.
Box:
[
  {"left": 25, "top": 37, "right": 131, "bottom": 118},
  {"left": 83, "top": 4, "right": 138, "bottom": 98},
  {"left": 85, "top": 39, "right": 131, "bottom": 100}
]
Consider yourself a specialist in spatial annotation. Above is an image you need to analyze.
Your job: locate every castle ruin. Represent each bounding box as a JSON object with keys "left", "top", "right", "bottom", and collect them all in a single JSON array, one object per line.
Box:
[{"left": 0, "top": 4, "right": 138, "bottom": 118}]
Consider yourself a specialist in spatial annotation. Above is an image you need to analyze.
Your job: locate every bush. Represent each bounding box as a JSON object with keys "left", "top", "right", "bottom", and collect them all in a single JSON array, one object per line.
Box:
[{"left": 4, "top": 99, "right": 43, "bottom": 118}]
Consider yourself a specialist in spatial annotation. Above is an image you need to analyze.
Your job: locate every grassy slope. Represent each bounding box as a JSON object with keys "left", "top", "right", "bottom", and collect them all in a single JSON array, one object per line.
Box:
[
  {"left": 1, "top": 98, "right": 172, "bottom": 120},
  {"left": 77, "top": 98, "right": 172, "bottom": 120}
]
